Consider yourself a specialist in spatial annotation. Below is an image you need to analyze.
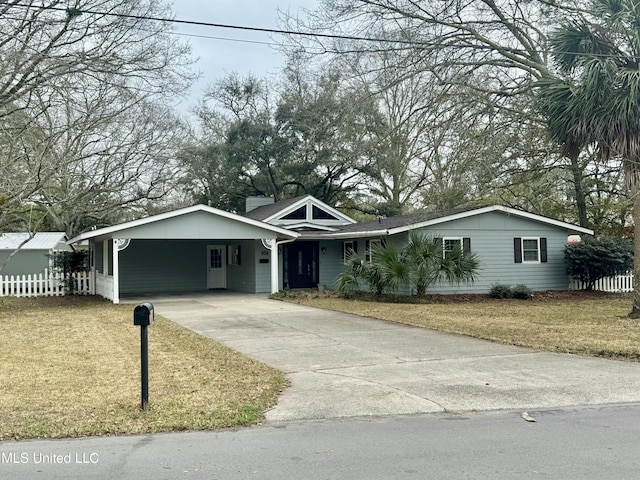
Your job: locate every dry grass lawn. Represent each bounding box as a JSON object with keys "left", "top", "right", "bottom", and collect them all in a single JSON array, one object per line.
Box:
[
  {"left": 0, "top": 296, "right": 286, "bottom": 441},
  {"left": 280, "top": 291, "right": 640, "bottom": 361}
]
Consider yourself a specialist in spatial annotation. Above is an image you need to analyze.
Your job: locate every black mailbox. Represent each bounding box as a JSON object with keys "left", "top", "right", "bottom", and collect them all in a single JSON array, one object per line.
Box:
[{"left": 133, "top": 302, "right": 154, "bottom": 326}]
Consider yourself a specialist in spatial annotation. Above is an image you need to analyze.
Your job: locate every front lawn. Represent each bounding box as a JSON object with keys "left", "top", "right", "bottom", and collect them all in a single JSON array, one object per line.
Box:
[
  {"left": 0, "top": 296, "right": 286, "bottom": 441},
  {"left": 278, "top": 290, "right": 640, "bottom": 361}
]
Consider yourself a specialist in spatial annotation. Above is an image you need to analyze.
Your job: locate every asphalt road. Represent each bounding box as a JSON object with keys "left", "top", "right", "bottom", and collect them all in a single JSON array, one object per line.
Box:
[{"left": 1, "top": 404, "right": 639, "bottom": 479}]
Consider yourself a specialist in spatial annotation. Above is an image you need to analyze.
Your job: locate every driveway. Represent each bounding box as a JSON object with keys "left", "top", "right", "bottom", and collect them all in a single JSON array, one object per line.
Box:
[{"left": 126, "top": 293, "right": 640, "bottom": 422}]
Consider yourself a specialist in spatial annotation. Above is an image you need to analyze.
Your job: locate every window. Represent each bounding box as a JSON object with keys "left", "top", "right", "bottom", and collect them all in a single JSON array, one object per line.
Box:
[
  {"left": 514, "top": 237, "right": 547, "bottom": 263},
  {"left": 210, "top": 248, "right": 222, "bottom": 268},
  {"left": 227, "top": 245, "right": 241, "bottom": 265},
  {"left": 441, "top": 237, "right": 471, "bottom": 258},
  {"left": 443, "top": 237, "right": 462, "bottom": 259},
  {"left": 312, "top": 205, "right": 339, "bottom": 220},
  {"left": 522, "top": 239, "right": 539, "bottom": 262},
  {"left": 282, "top": 206, "right": 307, "bottom": 220},
  {"left": 343, "top": 240, "right": 358, "bottom": 262},
  {"left": 365, "top": 239, "right": 381, "bottom": 263}
]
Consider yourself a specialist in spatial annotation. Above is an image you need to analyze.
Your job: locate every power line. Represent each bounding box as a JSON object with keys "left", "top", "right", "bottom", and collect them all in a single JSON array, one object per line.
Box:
[
  {"left": 0, "top": 1, "right": 425, "bottom": 47},
  {"left": 1, "top": 1, "right": 632, "bottom": 60}
]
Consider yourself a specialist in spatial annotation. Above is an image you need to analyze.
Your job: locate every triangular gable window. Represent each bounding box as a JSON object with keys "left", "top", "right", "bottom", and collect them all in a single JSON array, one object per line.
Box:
[
  {"left": 282, "top": 206, "right": 307, "bottom": 220},
  {"left": 312, "top": 205, "right": 339, "bottom": 220}
]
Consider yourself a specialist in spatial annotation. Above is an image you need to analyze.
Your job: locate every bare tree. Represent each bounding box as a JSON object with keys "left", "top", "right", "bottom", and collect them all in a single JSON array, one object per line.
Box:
[
  {"left": 24, "top": 77, "right": 187, "bottom": 236},
  {"left": 0, "top": 0, "right": 194, "bottom": 233},
  {"left": 281, "top": 1, "right": 613, "bottom": 225},
  {"left": 0, "top": 0, "right": 192, "bottom": 112}
]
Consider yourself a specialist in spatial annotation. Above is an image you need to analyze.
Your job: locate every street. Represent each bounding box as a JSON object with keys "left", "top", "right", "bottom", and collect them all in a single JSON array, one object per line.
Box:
[{"left": 1, "top": 403, "right": 639, "bottom": 479}]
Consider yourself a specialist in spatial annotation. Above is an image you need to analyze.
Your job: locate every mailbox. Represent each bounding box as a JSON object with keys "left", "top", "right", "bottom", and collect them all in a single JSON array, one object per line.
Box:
[{"left": 133, "top": 302, "right": 154, "bottom": 326}]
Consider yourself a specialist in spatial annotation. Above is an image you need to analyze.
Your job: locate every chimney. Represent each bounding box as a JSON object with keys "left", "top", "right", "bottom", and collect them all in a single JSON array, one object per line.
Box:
[{"left": 246, "top": 196, "right": 275, "bottom": 213}]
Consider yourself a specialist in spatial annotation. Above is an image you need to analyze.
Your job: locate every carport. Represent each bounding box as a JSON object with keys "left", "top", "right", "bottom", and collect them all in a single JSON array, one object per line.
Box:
[{"left": 68, "top": 205, "right": 298, "bottom": 303}]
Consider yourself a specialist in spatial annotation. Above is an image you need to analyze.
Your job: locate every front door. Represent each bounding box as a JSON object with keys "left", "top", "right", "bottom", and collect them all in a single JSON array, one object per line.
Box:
[
  {"left": 285, "top": 242, "right": 318, "bottom": 289},
  {"left": 207, "top": 245, "right": 227, "bottom": 289}
]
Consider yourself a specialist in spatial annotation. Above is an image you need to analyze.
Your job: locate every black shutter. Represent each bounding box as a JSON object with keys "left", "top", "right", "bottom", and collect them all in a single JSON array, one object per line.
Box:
[
  {"left": 540, "top": 237, "right": 547, "bottom": 263},
  {"left": 353, "top": 240, "right": 358, "bottom": 253},
  {"left": 463, "top": 237, "right": 471, "bottom": 254},
  {"left": 514, "top": 238, "right": 522, "bottom": 263}
]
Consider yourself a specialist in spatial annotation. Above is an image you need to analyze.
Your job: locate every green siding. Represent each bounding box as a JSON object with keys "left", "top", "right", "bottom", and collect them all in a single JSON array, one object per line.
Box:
[
  {"left": 255, "top": 241, "right": 273, "bottom": 293},
  {"left": 93, "top": 241, "right": 104, "bottom": 274},
  {"left": 417, "top": 212, "right": 569, "bottom": 293},
  {"left": 91, "top": 239, "right": 260, "bottom": 295},
  {"left": 0, "top": 251, "right": 51, "bottom": 276},
  {"left": 118, "top": 239, "right": 261, "bottom": 294},
  {"left": 226, "top": 240, "right": 259, "bottom": 293},
  {"left": 118, "top": 211, "right": 280, "bottom": 240},
  {"left": 119, "top": 240, "right": 208, "bottom": 294},
  {"left": 336, "top": 211, "right": 574, "bottom": 294},
  {"left": 318, "top": 240, "right": 346, "bottom": 290}
]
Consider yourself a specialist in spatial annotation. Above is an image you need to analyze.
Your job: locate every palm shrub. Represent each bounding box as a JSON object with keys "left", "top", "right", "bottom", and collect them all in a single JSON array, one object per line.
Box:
[
  {"left": 337, "top": 241, "right": 407, "bottom": 297},
  {"left": 427, "top": 238, "right": 479, "bottom": 293},
  {"left": 401, "top": 232, "right": 480, "bottom": 296},
  {"left": 337, "top": 232, "right": 480, "bottom": 297},
  {"left": 369, "top": 240, "right": 408, "bottom": 295},
  {"left": 337, "top": 252, "right": 366, "bottom": 296},
  {"left": 405, "top": 231, "right": 444, "bottom": 296}
]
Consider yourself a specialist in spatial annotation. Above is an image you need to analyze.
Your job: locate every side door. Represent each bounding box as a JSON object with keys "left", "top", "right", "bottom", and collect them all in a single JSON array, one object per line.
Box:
[{"left": 207, "top": 245, "right": 227, "bottom": 289}]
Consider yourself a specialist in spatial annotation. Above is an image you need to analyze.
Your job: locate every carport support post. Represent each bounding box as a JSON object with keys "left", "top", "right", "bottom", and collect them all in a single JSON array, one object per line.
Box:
[
  {"left": 112, "top": 239, "right": 120, "bottom": 304},
  {"left": 270, "top": 242, "right": 278, "bottom": 294}
]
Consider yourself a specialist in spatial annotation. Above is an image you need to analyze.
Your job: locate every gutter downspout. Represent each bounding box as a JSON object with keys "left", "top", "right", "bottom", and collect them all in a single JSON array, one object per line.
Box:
[{"left": 262, "top": 237, "right": 297, "bottom": 294}]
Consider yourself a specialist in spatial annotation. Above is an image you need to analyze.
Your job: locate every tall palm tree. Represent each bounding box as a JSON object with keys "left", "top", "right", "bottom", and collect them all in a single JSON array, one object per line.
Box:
[{"left": 536, "top": 0, "right": 640, "bottom": 317}]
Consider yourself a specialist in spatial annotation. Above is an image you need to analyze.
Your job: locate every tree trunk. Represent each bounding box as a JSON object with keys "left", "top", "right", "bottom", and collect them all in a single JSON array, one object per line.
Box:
[
  {"left": 569, "top": 153, "right": 590, "bottom": 228},
  {"left": 629, "top": 193, "right": 640, "bottom": 318}
]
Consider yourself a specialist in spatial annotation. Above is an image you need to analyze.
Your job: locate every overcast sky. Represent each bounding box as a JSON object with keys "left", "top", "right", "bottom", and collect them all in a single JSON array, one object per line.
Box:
[{"left": 170, "top": 0, "right": 318, "bottom": 112}]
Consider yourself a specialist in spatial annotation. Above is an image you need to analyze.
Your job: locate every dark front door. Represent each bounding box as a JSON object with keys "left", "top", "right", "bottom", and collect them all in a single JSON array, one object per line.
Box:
[{"left": 285, "top": 241, "right": 319, "bottom": 289}]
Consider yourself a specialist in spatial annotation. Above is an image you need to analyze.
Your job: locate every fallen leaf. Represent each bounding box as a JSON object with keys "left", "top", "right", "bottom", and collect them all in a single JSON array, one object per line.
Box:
[{"left": 521, "top": 411, "right": 536, "bottom": 422}]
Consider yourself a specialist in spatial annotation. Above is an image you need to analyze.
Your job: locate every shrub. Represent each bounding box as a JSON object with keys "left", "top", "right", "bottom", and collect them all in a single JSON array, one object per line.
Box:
[
  {"left": 565, "top": 237, "right": 633, "bottom": 290},
  {"left": 338, "top": 233, "right": 480, "bottom": 298},
  {"left": 511, "top": 284, "right": 533, "bottom": 300},
  {"left": 50, "top": 250, "right": 89, "bottom": 294},
  {"left": 489, "top": 283, "right": 513, "bottom": 299},
  {"left": 489, "top": 283, "right": 533, "bottom": 300}
]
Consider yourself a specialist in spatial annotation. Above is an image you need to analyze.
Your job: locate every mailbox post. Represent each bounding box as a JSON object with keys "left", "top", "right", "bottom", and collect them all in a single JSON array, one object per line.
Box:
[{"left": 133, "top": 302, "right": 154, "bottom": 410}]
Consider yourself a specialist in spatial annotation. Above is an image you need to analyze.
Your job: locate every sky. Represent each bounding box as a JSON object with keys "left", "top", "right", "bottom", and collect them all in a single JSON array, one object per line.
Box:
[{"left": 170, "top": 0, "right": 319, "bottom": 112}]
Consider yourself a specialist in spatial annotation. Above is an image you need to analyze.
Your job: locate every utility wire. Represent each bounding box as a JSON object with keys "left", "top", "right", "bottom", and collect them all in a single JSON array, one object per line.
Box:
[
  {"left": 0, "top": 1, "right": 631, "bottom": 59},
  {"left": 0, "top": 1, "right": 427, "bottom": 46}
]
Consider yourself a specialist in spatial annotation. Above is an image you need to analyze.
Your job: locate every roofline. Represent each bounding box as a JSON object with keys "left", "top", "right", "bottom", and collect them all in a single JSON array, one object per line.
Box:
[
  {"left": 385, "top": 205, "right": 594, "bottom": 236},
  {"left": 321, "top": 230, "right": 390, "bottom": 239},
  {"left": 309, "top": 205, "right": 594, "bottom": 239},
  {"left": 282, "top": 222, "right": 340, "bottom": 232},
  {"left": 68, "top": 204, "right": 299, "bottom": 243},
  {"left": 262, "top": 195, "right": 357, "bottom": 224},
  {"left": 0, "top": 232, "right": 68, "bottom": 250}
]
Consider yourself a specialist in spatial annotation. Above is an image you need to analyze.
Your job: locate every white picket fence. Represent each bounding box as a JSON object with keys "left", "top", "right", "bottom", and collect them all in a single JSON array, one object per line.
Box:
[
  {"left": 0, "top": 269, "right": 91, "bottom": 298},
  {"left": 569, "top": 272, "right": 635, "bottom": 293}
]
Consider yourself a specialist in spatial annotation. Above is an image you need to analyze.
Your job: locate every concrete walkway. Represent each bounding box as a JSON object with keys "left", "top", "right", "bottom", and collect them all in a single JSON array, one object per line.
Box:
[{"left": 126, "top": 293, "right": 640, "bottom": 422}]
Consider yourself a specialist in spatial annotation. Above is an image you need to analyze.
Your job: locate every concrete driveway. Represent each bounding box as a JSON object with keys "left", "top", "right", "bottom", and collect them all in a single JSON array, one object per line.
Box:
[{"left": 126, "top": 293, "right": 640, "bottom": 422}]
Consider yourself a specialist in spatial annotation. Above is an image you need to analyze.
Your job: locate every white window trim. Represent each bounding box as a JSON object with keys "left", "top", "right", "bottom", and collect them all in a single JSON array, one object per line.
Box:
[
  {"left": 344, "top": 240, "right": 357, "bottom": 262},
  {"left": 366, "top": 239, "right": 381, "bottom": 264},
  {"left": 443, "top": 237, "right": 463, "bottom": 258},
  {"left": 521, "top": 237, "right": 541, "bottom": 263}
]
